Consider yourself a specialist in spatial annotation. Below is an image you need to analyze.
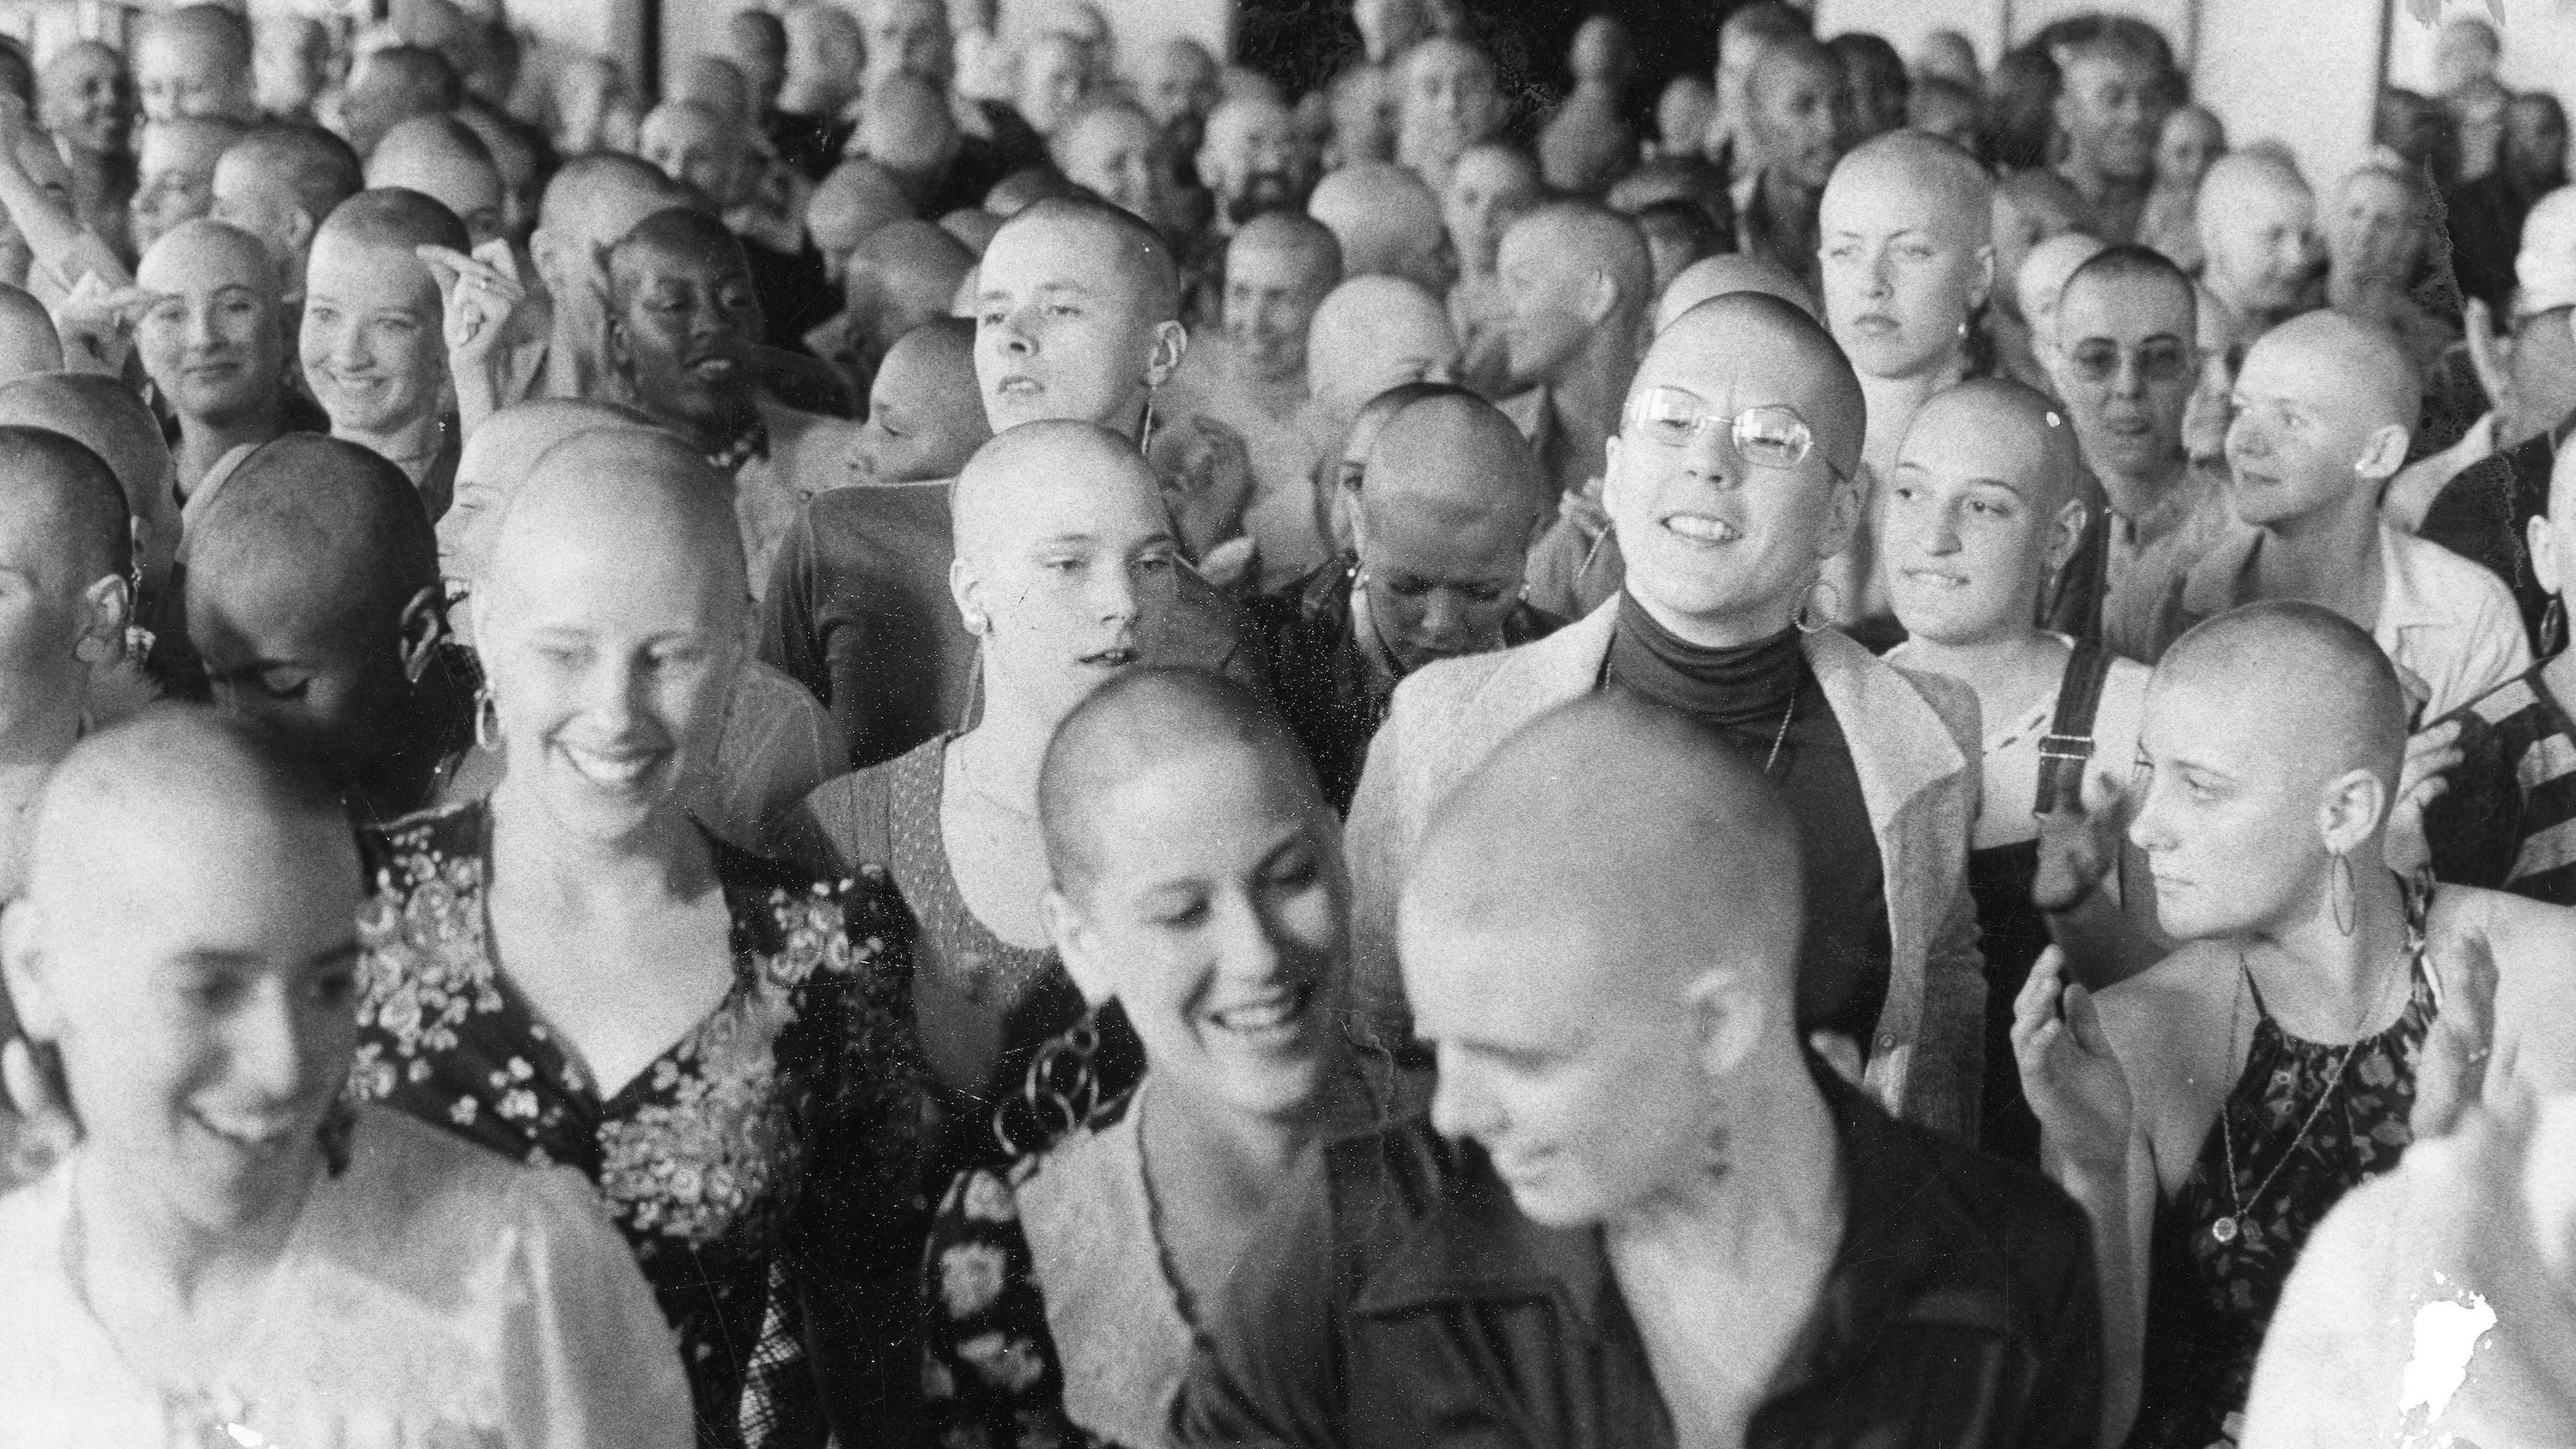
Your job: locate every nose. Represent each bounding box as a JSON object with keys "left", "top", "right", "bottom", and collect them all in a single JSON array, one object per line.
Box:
[
  {"left": 185, "top": 299, "right": 220, "bottom": 350},
  {"left": 1209, "top": 890, "right": 1288, "bottom": 986},
  {"left": 2227, "top": 410, "right": 2269, "bottom": 460},
  {"left": 1416, "top": 587, "right": 1473, "bottom": 642},
  {"left": 1864, "top": 247, "right": 1894, "bottom": 296},
  {"left": 1684, "top": 423, "right": 1741, "bottom": 485},
  {"left": 1428, "top": 1046, "right": 1498, "bottom": 1142},
  {"left": 583, "top": 654, "right": 650, "bottom": 731},
  {"left": 225, "top": 979, "right": 319, "bottom": 1104},
  {"left": 997, "top": 303, "right": 1037, "bottom": 357},
  {"left": 330, "top": 318, "right": 371, "bottom": 370},
  {"left": 2128, "top": 778, "right": 2175, "bottom": 854},
  {"left": 1092, "top": 557, "right": 1143, "bottom": 624},
  {"left": 1917, "top": 499, "right": 1962, "bottom": 555},
  {"left": 2111, "top": 350, "right": 2148, "bottom": 399}
]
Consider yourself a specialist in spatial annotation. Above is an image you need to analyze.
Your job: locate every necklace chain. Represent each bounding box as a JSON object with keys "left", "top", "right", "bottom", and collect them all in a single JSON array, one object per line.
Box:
[
  {"left": 2210, "top": 934, "right": 2414, "bottom": 1245},
  {"left": 1763, "top": 682, "right": 1799, "bottom": 773}
]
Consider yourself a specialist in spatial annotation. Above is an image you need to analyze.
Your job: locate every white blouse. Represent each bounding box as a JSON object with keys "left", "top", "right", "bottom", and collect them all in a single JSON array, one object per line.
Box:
[{"left": 0, "top": 1106, "right": 693, "bottom": 1449}]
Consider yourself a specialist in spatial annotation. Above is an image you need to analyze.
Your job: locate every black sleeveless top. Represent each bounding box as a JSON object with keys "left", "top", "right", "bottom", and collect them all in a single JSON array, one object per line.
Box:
[{"left": 2129, "top": 945, "right": 2438, "bottom": 1449}]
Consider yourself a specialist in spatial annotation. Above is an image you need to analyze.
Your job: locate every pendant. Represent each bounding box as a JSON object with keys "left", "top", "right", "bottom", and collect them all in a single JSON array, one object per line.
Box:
[{"left": 2210, "top": 1216, "right": 2239, "bottom": 1245}]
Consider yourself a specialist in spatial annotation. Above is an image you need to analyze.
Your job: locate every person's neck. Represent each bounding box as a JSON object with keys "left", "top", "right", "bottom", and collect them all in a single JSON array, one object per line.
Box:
[
  {"left": 1605, "top": 1050, "right": 1842, "bottom": 1262},
  {"left": 337, "top": 409, "right": 445, "bottom": 483},
  {"left": 2251, "top": 495, "right": 2385, "bottom": 625},
  {"left": 487, "top": 777, "right": 716, "bottom": 911},
  {"left": 2061, "top": 156, "right": 2148, "bottom": 212},
  {"left": 1859, "top": 355, "right": 1959, "bottom": 475},
  {"left": 70, "top": 1142, "right": 314, "bottom": 1319},
  {"left": 950, "top": 679, "right": 1065, "bottom": 814},
  {"left": 659, "top": 396, "right": 759, "bottom": 457},
  {"left": 2328, "top": 271, "right": 2409, "bottom": 320},
  {"left": 1627, "top": 586, "right": 1796, "bottom": 650},
  {"left": 1890, "top": 624, "right": 2063, "bottom": 705},
  {"left": 1137, "top": 1067, "right": 1327, "bottom": 1228},
  {"left": 545, "top": 280, "right": 613, "bottom": 402},
  {"left": 2095, "top": 444, "right": 2194, "bottom": 534},
  {"left": 2240, "top": 857, "right": 2413, "bottom": 1044},
  {"left": 175, "top": 401, "right": 284, "bottom": 496},
  {"left": 1544, "top": 348, "right": 1630, "bottom": 464}
]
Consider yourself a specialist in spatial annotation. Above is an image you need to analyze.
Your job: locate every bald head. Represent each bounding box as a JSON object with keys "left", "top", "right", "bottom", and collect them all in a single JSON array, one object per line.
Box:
[
  {"left": 441, "top": 399, "right": 656, "bottom": 588},
  {"left": 2018, "top": 232, "right": 2109, "bottom": 345},
  {"left": 1405, "top": 690, "right": 1805, "bottom": 1029},
  {"left": 2249, "top": 307, "right": 2421, "bottom": 434},
  {"left": 1823, "top": 130, "right": 1992, "bottom": 244},
  {"left": 0, "top": 280, "right": 60, "bottom": 381},
  {"left": 0, "top": 374, "right": 173, "bottom": 555},
  {"left": 847, "top": 217, "right": 975, "bottom": 343},
  {"left": 987, "top": 194, "right": 1182, "bottom": 323},
  {"left": 364, "top": 114, "right": 504, "bottom": 246},
  {"left": 1655, "top": 253, "right": 1816, "bottom": 331},
  {"left": 951, "top": 419, "right": 1159, "bottom": 563},
  {"left": 608, "top": 204, "right": 754, "bottom": 309},
  {"left": 1643, "top": 291, "right": 1867, "bottom": 477},
  {"left": 809, "top": 159, "right": 915, "bottom": 274},
  {"left": 2157, "top": 600, "right": 2408, "bottom": 790},
  {"left": 1902, "top": 376, "right": 2082, "bottom": 513},
  {"left": 1504, "top": 202, "right": 1655, "bottom": 323},
  {"left": 1039, "top": 665, "right": 1325, "bottom": 898},
  {"left": 535, "top": 151, "right": 690, "bottom": 268},
  {"left": 137, "top": 5, "right": 255, "bottom": 124},
  {"left": 1363, "top": 388, "right": 1547, "bottom": 526},
  {"left": 2198, "top": 151, "right": 2317, "bottom": 314},
  {"left": 482, "top": 428, "right": 747, "bottom": 626},
  {"left": 1305, "top": 274, "right": 1460, "bottom": 420},
  {"left": 1308, "top": 162, "right": 1452, "bottom": 294},
  {"left": 1231, "top": 210, "right": 1341, "bottom": 278},
  {"left": 0, "top": 423, "right": 128, "bottom": 589},
  {"left": 185, "top": 435, "right": 440, "bottom": 630}
]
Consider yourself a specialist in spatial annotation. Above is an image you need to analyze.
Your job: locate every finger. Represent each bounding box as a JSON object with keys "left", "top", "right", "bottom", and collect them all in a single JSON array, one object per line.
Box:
[
  {"left": 2014, "top": 946, "right": 2068, "bottom": 1034},
  {"left": 2065, "top": 982, "right": 2115, "bottom": 1056}
]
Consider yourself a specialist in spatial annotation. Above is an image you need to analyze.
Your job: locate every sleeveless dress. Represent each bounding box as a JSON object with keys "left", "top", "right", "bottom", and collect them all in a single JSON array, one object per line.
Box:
[
  {"left": 789, "top": 737, "right": 1145, "bottom": 1191},
  {"left": 349, "top": 801, "right": 931, "bottom": 1447},
  {"left": 2129, "top": 947, "right": 2439, "bottom": 1449}
]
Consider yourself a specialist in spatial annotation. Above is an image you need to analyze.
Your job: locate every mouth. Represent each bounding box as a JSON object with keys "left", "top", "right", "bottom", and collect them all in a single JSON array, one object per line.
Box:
[
  {"left": 1078, "top": 641, "right": 1140, "bottom": 669},
  {"left": 1901, "top": 567, "right": 1969, "bottom": 588},
  {"left": 684, "top": 355, "right": 738, "bottom": 381},
  {"left": 557, "top": 740, "right": 665, "bottom": 789},
  {"left": 1851, "top": 314, "right": 1899, "bottom": 335},
  {"left": 1204, "top": 981, "right": 1316, "bottom": 1041},
  {"left": 188, "top": 1105, "right": 308, "bottom": 1156},
  {"left": 995, "top": 374, "right": 1042, "bottom": 398},
  {"left": 1660, "top": 513, "right": 1741, "bottom": 546},
  {"left": 2105, "top": 415, "right": 2152, "bottom": 437}
]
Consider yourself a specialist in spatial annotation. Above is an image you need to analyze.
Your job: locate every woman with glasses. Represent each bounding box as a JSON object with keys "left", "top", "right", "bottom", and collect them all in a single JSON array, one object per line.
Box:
[
  {"left": 1344, "top": 290, "right": 1991, "bottom": 1140},
  {"left": 1251, "top": 384, "right": 1560, "bottom": 812}
]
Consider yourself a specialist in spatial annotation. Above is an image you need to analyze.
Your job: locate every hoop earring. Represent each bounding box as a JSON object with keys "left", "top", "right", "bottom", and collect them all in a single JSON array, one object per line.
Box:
[
  {"left": 473, "top": 686, "right": 501, "bottom": 753},
  {"left": 996, "top": 1008, "right": 1104, "bottom": 1156},
  {"left": 2330, "top": 851, "right": 2357, "bottom": 936},
  {"left": 2545, "top": 596, "right": 2567, "bottom": 659},
  {"left": 1793, "top": 577, "right": 1840, "bottom": 632}
]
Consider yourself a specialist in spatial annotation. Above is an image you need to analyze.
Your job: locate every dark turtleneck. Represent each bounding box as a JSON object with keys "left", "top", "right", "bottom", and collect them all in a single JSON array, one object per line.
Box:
[{"left": 1603, "top": 593, "right": 1894, "bottom": 1053}]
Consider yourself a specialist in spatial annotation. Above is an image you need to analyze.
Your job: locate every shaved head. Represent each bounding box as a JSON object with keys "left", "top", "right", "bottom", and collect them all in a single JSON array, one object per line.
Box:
[
  {"left": 1308, "top": 162, "right": 1451, "bottom": 294},
  {"left": 847, "top": 218, "right": 975, "bottom": 344},
  {"left": 0, "top": 374, "right": 174, "bottom": 555},
  {"left": 0, "top": 280, "right": 59, "bottom": 380},
  {"left": 2018, "top": 232, "right": 2109, "bottom": 344},
  {"left": 364, "top": 114, "right": 504, "bottom": 245},
  {"left": 2156, "top": 599, "right": 2408, "bottom": 791},
  {"left": 1907, "top": 377, "right": 2081, "bottom": 511},
  {"left": 1232, "top": 210, "right": 1341, "bottom": 279},
  {"left": 1656, "top": 252, "right": 1816, "bottom": 331},
  {"left": 1507, "top": 201, "right": 1655, "bottom": 319},
  {"left": 1039, "top": 665, "right": 1324, "bottom": 898},
  {"left": 1641, "top": 291, "right": 1867, "bottom": 476},
  {"left": 440, "top": 399, "right": 657, "bottom": 589},
  {"left": 0, "top": 423, "right": 128, "bottom": 588},
  {"left": 809, "top": 158, "right": 915, "bottom": 265},
  {"left": 1305, "top": 274, "right": 1459, "bottom": 421},
  {"left": 185, "top": 435, "right": 439, "bottom": 635},
  {"left": 536, "top": 151, "right": 688, "bottom": 253},
  {"left": 607, "top": 204, "right": 755, "bottom": 311},
  {"left": 1825, "top": 130, "right": 1992, "bottom": 241},
  {"left": 1364, "top": 389, "right": 1547, "bottom": 526},
  {"left": 481, "top": 428, "right": 747, "bottom": 630},
  {"left": 951, "top": 419, "right": 1159, "bottom": 564},
  {"left": 987, "top": 196, "right": 1181, "bottom": 321},
  {"left": 2245, "top": 307, "right": 2421, "bottom": 433}
]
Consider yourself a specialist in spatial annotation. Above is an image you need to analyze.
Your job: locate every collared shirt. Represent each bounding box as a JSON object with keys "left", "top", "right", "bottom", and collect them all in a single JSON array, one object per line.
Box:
[
  {"left": 1173, "top": 1068, "right": 2104, "bottom": 1449},
  {"left": 2156, "top": 521, "right": 2530, "bottom": 720}
]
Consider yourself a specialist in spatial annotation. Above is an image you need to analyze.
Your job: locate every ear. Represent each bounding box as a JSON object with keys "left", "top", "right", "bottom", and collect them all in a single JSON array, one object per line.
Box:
[
  {"left": 72, "top": 573, "right": 128, "bottom": 666},
  {"left": 1816, "top": 462, "right": 1863, "bottom": 561},
  {"left": 1578, "top": 267, "right": 1618, "bottom": 327},
  {"left": 394, "top": 584, "right": 450, "bottom": 685},
  {"left": 2530, "top": 512, "right": 2562, "bottom": 599},
  {"left": 2354, "top": 422, "right": 2411, "bottom": 483},
  {"left": 1346, "top": 485, "right": 1374, "bottom": 556},
  {"left": 0, "top": 900, "right": 62, "bottom": 1044},
  {"left": 1600, "top": 432, "right": 1627, "bottom": 515},
  {"left": 1683, "top": 967, "right": 1766, "bottom": 1080},
  {"left": 1967, "top": 240, "right": 1996, "bottom": 314},
  {"left": 2045, "top": 495, "right": 2088, "bottom": 573},
  {"left": 1145, "top": 319, "right": 1188, "bottom": 389},
  {"left": 949, "top": 554, "right": 987, "bottom": 635},
  {"left": 2318, "top": 764, "right": 2391, "bottom": 856},
  {"left": 283, "top": 205, "right": 318, "bottom": 259},
  {"left": 1041, "top": 886, "right": 1116, "bottom": 1007}
]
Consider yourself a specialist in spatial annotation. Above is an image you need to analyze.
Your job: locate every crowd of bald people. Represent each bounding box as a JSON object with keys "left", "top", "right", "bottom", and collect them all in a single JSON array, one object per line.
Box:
[{"left": 4, "top": 0, "right": 2576, "bottom": 1445}]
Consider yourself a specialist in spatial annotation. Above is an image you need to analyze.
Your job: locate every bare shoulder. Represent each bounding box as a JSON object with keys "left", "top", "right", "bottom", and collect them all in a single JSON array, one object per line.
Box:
[{"left": 2094, "top": 943, "right": 2237, "bottom": 1071}]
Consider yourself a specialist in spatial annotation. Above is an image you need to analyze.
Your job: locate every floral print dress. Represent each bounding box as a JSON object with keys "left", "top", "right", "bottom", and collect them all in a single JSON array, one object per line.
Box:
[
  {"left": 2130, "top": 953, "right": 2438, "bottom": 1449},
  {"left": 350, "top": 801, "right": 930, "bottom": 1448}
]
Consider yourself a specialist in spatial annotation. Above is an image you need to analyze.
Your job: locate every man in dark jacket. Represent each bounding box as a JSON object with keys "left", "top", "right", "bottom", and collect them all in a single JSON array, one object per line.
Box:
[{"left": 1176, "top": 691, "right": 2105, "bottom": 1449}]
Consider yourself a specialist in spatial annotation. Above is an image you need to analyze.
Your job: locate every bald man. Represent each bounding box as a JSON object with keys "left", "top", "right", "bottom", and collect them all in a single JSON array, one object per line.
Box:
[
  {"left": 1815, "top": 131, "right": 1996, "bottom": 636},
  {"left": 210, "top": 125, "right": 366, "bottom": 302},
  {"left": 1734, "top": 33, "right": 1848, "bottom": 295},
  {"left": 1394, "top": 36, "right": 1506, "bottom": 197},
  {"left": 180, "top": 435, "right": 477, "bottom": 822},
  {"left": 365, "top": 114, "right": 506, "bottom": 247},
  {"left": 1254, "top": 388, "right": 1560, "bottom": 808},
  {"left": 2019, "top": 599, "right": 2576, "bottom": 1442},
  {"left": 2051, "top": 28, "right": 2172, "bottom": 245},
  {"left": 1347, "top": 292, "right": 1990, "bottom": 1140},
  {"left": 0, "top": 707, "right": 694, "bottom": 1438},
  {"left": 1156, "top": 212, "right": 1343, "bottom": 588},
  {"left": 1495, "top": 202, "right": 1655, "bottom": 502},
  {"left": 0, "top": 427, "right": 131, "bottom": 901},
  {"left": 2196, "top": 152, "right": 2324, "bottom": 368},
  {"left": 529, "top": 153, "right": 690, "bottom": 403},
  {"left": 762, "top": 320, "right": 991, "bottom": 769},
  {"left": 135, "top": 3, "right": 257, "bottom": 125},
  {"left": 133, "top": 218, "right": 314, "bottom": 498},
  {"left": 605, "top": 206, "right": 861, "bottom": 600},
  {"left": 131, "top": 116, "right": 244, "bottom": 256},
  {"left": 1180, "top": 691, "right": 2100, "bottom": 1447},
  {"left": 2144, "top": 312, "right": 2526, "bottom": 716},
  {"left": 1051, "top": 98, "right": 1177, "bottom": 238},
  {"left": 811, "top": 218, "right": 973, "bottom": 400},
  {"left": 1307, "top": 162, "right": 1455, "bottom": 297}
]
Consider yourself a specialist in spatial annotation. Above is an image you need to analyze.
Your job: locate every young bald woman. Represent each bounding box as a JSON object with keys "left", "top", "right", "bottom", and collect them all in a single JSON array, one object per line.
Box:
[
  {"left": 348, "top": 428, "right": 930, "bottom": 1446},
  {"left": 2016, "top": 600, "right": 2576, "bottom": 1446},
  {"left": 920, "top": 667, "right": 1396, "bottom": 1447}
]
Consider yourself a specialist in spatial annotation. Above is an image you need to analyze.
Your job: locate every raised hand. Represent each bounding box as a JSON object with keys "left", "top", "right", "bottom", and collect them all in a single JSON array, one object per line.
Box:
[
  {"left": 2032, "top": 767, "right": 2129, "bottom": 914},
  {"left": 2385, "top": 717, "right": 2463, "bottom": 879},
  {"left": 2012, "top": 946, "right": 2134, "bottom": 1175},
  {"left": 52, "top": 272, "right": 151, "bottom": 375},
  {"left": 1150, "top": 414, "right": 1257, "bottom": 566},
  {"left": 418, "top": 241, "right": 526, "bottom": 368}
]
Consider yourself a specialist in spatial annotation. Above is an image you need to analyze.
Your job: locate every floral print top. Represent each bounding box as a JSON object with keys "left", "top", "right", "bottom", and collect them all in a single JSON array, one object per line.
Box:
[
  {"left": 349, "top": 801, "right": 930, "bottom": 1449},
  {"left": 2132, "top": 953, "right": 2438, "bottom": 1449}
]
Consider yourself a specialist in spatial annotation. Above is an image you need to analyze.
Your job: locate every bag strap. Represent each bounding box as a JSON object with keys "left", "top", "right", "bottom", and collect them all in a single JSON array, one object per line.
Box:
[{"left": 2034, "top": 641, "right": 2116, "bottom": 816}]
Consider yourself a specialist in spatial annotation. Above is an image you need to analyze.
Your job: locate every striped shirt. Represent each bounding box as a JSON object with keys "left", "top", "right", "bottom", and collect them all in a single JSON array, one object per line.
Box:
[{"left": 2426, "top": 662, "right": 2576, "bottom": 905}]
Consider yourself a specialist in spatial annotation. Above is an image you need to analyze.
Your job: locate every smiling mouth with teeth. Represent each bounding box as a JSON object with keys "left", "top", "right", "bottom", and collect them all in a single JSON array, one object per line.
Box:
[
  {"left": 561, "top": 744, "right": 661, "bottom": 788},
  {"left": 1662, "top": 514, "right": 1740, "bottom": 544},
  {"left": 1208, "top": 982, "right": 1315, "bottom": 1033}
]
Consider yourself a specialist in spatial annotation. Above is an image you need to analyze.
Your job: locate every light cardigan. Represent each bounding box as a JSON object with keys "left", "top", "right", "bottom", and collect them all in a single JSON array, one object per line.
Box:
[{"left": 1343, "top": 600, "right": 1991, "bottom": 1142}]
